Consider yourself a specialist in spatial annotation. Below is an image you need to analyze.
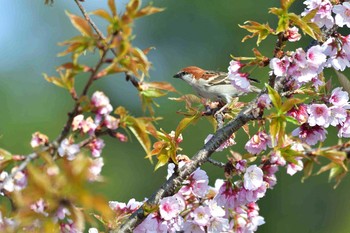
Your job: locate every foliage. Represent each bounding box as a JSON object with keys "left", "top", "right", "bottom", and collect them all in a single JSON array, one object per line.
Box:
[{"left": 1, "top": 0, "right": 350, "bottom": 232}]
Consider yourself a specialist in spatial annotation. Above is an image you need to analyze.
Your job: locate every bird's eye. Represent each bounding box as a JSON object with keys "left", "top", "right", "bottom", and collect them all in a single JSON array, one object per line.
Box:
[{"left": 181, "top": 71, "right": 188, "bottom": 76}]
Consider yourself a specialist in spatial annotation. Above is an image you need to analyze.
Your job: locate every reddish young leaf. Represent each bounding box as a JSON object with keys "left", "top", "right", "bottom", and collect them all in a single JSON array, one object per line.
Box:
[{"left": 66, "top": 11, "right": 93, "bottom": 36}]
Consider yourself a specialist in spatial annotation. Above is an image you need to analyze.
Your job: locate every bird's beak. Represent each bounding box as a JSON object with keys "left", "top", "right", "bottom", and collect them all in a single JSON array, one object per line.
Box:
[{"left": 173, "top": 73, "right": 181, "bottom": 78}]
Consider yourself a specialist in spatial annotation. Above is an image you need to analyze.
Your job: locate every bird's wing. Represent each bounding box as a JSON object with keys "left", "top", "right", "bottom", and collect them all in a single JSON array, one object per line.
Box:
[{"left": 203, "top": 71, "right": 230, "bottom": 86}]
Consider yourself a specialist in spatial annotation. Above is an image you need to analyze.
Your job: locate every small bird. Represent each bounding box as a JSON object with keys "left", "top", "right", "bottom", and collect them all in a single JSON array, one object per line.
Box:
[{"left": 173, "top": 66, "right": 260, "bottom": 114}]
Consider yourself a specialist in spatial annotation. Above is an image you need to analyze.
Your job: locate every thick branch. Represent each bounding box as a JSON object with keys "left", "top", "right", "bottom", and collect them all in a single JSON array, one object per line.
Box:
[{"left": 116, "top": 106, "right": 255, "bottom": 232}]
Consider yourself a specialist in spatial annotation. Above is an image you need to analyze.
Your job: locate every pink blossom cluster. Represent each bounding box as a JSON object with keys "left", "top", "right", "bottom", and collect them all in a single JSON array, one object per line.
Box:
[
  {"left": 56, "top": 91, "right": 127, "bottom": 180},
  {"left": 270, "top": 45, "right": 327, "bottom": 88},
  {"left": 244, "top": 131, "right": 304, "bottom": 178},
  {"left": 302, "top": 0, "right": 334, "bottom": 29},
  {"left": 285, "top": 26, "right": 301, "bottom": 42},
  {"left": 291, "top": 87, "right": 350, "bottom": 145},
  {"left": 302, "top": 0, "right": 350, "bottom": 30},
  {"left": 270, "top": 1, "right": 350, "bottom": 89},
  {"left": 0, "top": 167, "right": 27, "bottom": 194},
  {"left": 111, "top": 166, "right": 268, "bottom": 232}
]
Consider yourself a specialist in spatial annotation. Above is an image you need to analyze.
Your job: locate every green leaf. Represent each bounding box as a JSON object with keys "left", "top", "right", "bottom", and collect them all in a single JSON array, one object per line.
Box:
[
  {"left": 285, "top": 116, "right": 299, "bottom": 125},
  {"left": 141, "top": 89, "right": 166, "bottom": 98},
  {"left": 280, "top": 0, "right": 295, "bottom": 10},
  {"left": 280, "top": 98, "right": 303, "bottom": 114},
  {"left": 320, "top": 150, "right": 347, "bottom": 169},
  {"left": 335, "top": 70, "right": 350, "bottom": 95},
  {"left": 155, "top": 154, "right": 169, "bottom": 171},
  {"left": 302, "top": 8, "right": 318, "bottom": 22},
  {"left": 43, "top": 73, "right": 66, "bottom": 88},
  {"left": 239, "top": 21, "right": 274, "bottom": 46},
  {"left": 126, "top": 117, "right": 152, "bottom": 159},
  {"left": 302, "top": 159, "right": 314, "bottom": 183},
  {"left": 175, "top": 115, "right": 200, "bottom": 139},
  {"left": 0, "top": 148, "right": 12, "bottom": 171},
  {"left": 269, "top": 7, "right": 289, "bottom": 34},
  {"left": 276, "top": 14, "right": 289, "bottom": 34},
  {"left": 266, "top": 84, "right": 281, "bottom": 109},
  {"left": 329, "top": 164, "right": 346, "bottom": 188},
  {"left": 289, "top": 13, "right": 317, "bottom": 39},
  {"left": 269, "top": 116, "right": 286, "bottom": 147},
  {"left": 58, "top": 36, "right": 96, "bottom": 57}
]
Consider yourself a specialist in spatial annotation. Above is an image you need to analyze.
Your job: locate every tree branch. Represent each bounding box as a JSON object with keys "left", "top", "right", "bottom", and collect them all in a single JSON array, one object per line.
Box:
[
  {"left": 207, "top": 158, "right": 226, "bottom": 168},
  {"left": 74, "top": 0, "right": 105, "bottom": 40},
  {"left": 117, "top": 105, "right": 256, "bottom": 232},
  {"left": 74, "top": 0, "right": 141, "bottom": 90},
  {"left": 0, "top": 152, "right": 39, "bottom": 192},
  {"left": 55, "top": 45, "right": 110, "bottom": 143}
]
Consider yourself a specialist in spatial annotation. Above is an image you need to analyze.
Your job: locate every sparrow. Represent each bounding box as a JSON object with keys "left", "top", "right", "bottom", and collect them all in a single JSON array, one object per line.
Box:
[{"left": 173, "top": 66, "right": 261, "bottom": 114}]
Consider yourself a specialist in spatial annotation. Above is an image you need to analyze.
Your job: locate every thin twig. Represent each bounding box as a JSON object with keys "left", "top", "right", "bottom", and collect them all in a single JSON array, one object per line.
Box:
[
  {"left": 74, "top": 0, "right": 141, "bottom": 90},
  {"left": 0, "top": 152, "right": 39, "bottom": 192},
  {"left": 55, "top": 45, "right": 110, "bottom": 143},
  {"left": 207, "top": 158, "right": 226, "bottom": 168},
  {"left": 74, "top": 0, "right": 105, "bottom": 40}
]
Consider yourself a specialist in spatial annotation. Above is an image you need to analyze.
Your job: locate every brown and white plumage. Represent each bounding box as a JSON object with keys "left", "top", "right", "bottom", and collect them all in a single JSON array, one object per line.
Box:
[{"left": 173, "top": 66, "right": 260, "bottom": 104}]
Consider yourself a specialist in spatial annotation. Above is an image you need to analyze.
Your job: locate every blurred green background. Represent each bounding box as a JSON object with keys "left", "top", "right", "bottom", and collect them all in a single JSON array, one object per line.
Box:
[{"left": 1, "top": 0, "right": 350, "bottom": 232}]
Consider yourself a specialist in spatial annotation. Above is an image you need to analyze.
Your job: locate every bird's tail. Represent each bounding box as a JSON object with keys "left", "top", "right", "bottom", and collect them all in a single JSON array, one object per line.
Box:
[
  {"left": 250, "top": 85, "right": 261, "bottom": 93},
  {"left": 248, "top": 77, "right": 260, "bottom": 83}
]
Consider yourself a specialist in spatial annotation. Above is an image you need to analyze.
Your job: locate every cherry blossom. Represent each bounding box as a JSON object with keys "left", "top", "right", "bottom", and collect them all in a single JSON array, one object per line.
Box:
[
  {"left": 191, "top": 206, "right": 211, "bottom": 227},
  {"left": 159, "top": 194, "right": 185, "bottom": 221},
  {"left": 292, "top": 124, "right": 327, "bottom": 145},
  {"left": 333, "top": 2, "right": 350, "bottom": 28},
  {"left": 229, "top": 72, "right": 252, "bottom": 93},
  {"left": 302, "top": 0, "right": 334, "bottom": 29},
  {"left": 88, "top": 157, "right": 104, "bottom": 181},
  {"left": 257, "top": 93, "right": 272, "bottom": 109},
  {"left": 180, "top": 168, "right": 209, "bottom": 198},
  {"left": 269, "top": 57, "right": 290, "bottom": 77},
  {"left": 228, "top": 60, "right": 244, "bottom": 74},
  {"left": 307, "top": 104, "right": 331, "bottom": 127},
  {"left": 134, "top": 213, "right": 167, "bottom": 233},
  {"left": 329, "top": 87, "right": 349, "bottom": 107},
  {"left": 104, "top": 115, "right": 119, "bottom": 130},
  {"left": 91, "top": 91, "right": 113, "bottom": 116},
  {"left": 72, "top": 115, "right": 97, "bottom": 135},
  {"left": 243, "top": 165, "right": 264, "bottom": 191},
  {"left": 286, "top": 158, "right": 304, "bottom": 176},
  {"left": 30, "top": 199, "right": 48, "bottom": 216},
  {"left": 245, "top": 131, "right": 271, "bottom": 155},
  {"left": 338, "top": 113, "right": 350, "bottom": 138},
  {"left": 57, "top": 139, "right": 80, "bottom": 161},
  {"left": 287, "top": 104, "right": 308, "bottom": 124},
  {"left": 88, "top": 138, "right": 105, "bottom": 158},
  {"left": 30, "top": 132, "right": 49, "bottom": 148},
  {"left": 286, "top": 26, "right": 301, "bottom": 42}
]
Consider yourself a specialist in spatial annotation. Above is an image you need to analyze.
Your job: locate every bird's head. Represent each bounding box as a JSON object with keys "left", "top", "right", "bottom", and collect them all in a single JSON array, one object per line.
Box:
[{"left": 173, "top": 66, "right": 206, "bottom": 83}]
